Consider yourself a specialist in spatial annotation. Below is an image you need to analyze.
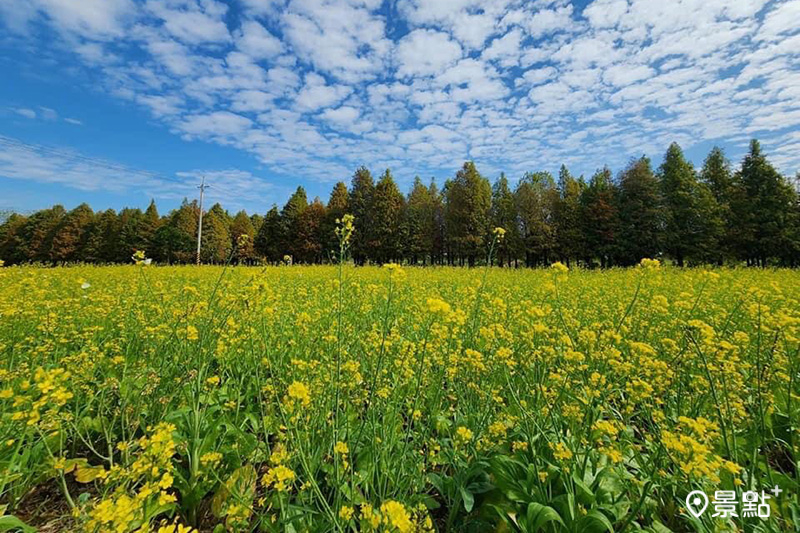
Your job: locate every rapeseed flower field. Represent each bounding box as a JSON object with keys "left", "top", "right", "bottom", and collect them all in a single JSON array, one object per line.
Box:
[{"left": 1, "top": 259, "right": 799, "bottom": 532}]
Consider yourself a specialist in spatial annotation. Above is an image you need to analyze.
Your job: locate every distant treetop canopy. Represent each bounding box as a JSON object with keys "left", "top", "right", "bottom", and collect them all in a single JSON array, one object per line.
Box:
[{"left": 1, "top": 140, "right": 798, "bottom": 267}]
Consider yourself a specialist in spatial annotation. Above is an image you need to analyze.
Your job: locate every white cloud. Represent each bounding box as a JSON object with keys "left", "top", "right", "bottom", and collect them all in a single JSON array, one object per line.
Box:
[
  {"left": 0, "top": 136, "right": 278, "bottom": 210},
  {"left": 1, "top": 0, "right": 799, "bottom": 187},
  {"left": 64, "top": 118, "right": 84, "bottom": 125},
  {"left": 145, "top": 0, "right": 230, "bottom": 44},
  {"left": 14, "top": 108, "right": 37, "bottom": 119},
  {"left": 231, "top": 90, "right": 275, "bottom": 113},
  {"left": 758, "top": 0, "right": 800, "bottom": 41},
  {"left": 526, "top": 4, "right": 575, "bottom": 38},
  {"left": 552, "top": 36, "right": 622, "bottom": 67},
  {"left": 266, "top": 66, "right": 301, "bottom": 94},
  {"left": 294, "top": 73, "right": 352, "bottom": 111},
  {"left": 482, "top": 29, "right": 523, "bottom": 67},
  {"left": 281, "top": 0, "right": 391, "bottom": 82},
  {"left": 10, "top": 0, "right": 135, "bottom": 38},
  {"left": 236, "top": 20, "right": 283, "bottom": 60},
  {"left": 75, "top": 42, "right": 116, "bottom": 64},
  {"left": 147, "top": 39, "right": 196, "bottom": 76},
  {"left": 0, "top": 135, "right": 157, "bottom": 192},
  {"left": 451, "top": 11, "right": 497, "bottom": 49},
  {"left": 137, "top": 94, "right": 183, "bottom": 116},
  {"left": 584, "top": 0, "right": 628, "bottom": 29},
  {"left": 396, "top": 29, "right": 463, "bottom": 78},
  {"left": 603, "top": 64, "right": 655, "bottom": 86},
  {"left": 39, "top": 107, "right": 58, "bottom": 121},
  {"left": 237, "top": 0, "right": 282, "bottom": 16},
  {"left": 436, "top": 59, "right": 509, "bottom": 102},
  {"left": 181, "top": 111, "right": 252, "bottom": 136},
  {"left": 320, "top": 105, "right": 360, "bottom": 124},
  {"left": 519, "top": 66, "right": 557, "bottom": 86},
  {"left": 169, "top": 169, "right": 276, "bottom": 207}
]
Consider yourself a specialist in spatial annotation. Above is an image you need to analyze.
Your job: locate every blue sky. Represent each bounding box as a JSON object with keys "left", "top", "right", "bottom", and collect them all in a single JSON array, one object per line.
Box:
[{"left": 1, "top": 0, "right": 798, "bottom": 215}]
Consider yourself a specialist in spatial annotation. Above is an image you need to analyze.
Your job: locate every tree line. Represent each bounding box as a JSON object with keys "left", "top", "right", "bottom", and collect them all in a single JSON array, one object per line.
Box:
[{"left": 1, "top": 140, "right": 799, "bottom": 267}]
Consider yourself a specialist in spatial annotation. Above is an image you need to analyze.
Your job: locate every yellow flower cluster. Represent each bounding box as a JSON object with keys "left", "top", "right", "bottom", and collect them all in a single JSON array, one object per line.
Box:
[
  {"left": 356, "top": 501, "right": 432, "bottom": 533},
  {"left": 85, "top": 423, "right": 178, "bottom": 533},
  {"left": 8, "top": 366, "right": 73, "bottom": 428},
  {"left": 261, "top": 445, "right": 296, "bottom": 493},
  {"left": 285, "top": 380, "right": 311, "bottom": 409},
  {"left": 662, "top": 416, "right": 740, "bottom": 484},
  {"left": 1, "top": 263, "right": 797, "bottom": 531}
]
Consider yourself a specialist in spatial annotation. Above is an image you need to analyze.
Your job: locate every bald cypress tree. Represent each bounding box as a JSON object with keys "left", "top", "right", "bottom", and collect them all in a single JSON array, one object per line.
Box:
[
  {"left": 553, "top": 165, "right": 584, "bottom": 266},
  {"left": 323, "top": 181, "right": 349, "bottom": 260},
  {"left": 700, "top": 147, "right": 735, "bottom": 264},
  {"left": 230, "top": 210, "right": 255, "bottom": 263},
  {"left": 660, "top": 143, "right": 722, "bottom": 265},
  {"left": 255, "top": 206, "right": 282, "bottom": 263},
  {"left": 445, "top": 162, "right": 491, "bottom": 266},
  {"left": 581, "top": 168, "right": 619, "bottom": 267},
  {"left": 787, "top": 174, "right": 800, "bottom": 266},
  {"left": 430, "top": 180, "right": 445, "bottom": 265},
  {"left": 0, "top": 213, "right": 27, "bottom": 264},
  {"left": 20, "top": 205, "right": 66, "bottom": 263},
  {"left": 617, "top": 157, "right": 662, "bottom": 265},
  {"left": 153, "top": 200, "right": 197, "bottom": 263},
  {"left": 516, "top": 172, "right": 557, "bottom": 267},
  {"left": 404, "top": 177, "right": 434, "bottom": 265},
  {"left": 281, "top": 187, "right": 308, "bottom": 261},
  {"left": 200, "top": 203, "right": 231, "bottom": 264},
  {"left": 491, "top": 173, "right": 520, "bottom": 267},
  {"left": 295, "top": 198, "right": 327, "bottom": 263},
  {"left": 85, "top": 209, "right": 120, "bottom": 263},
  {"left": 732, "top": 140, "right": 796, "bottom": 265},
  {"left": 139, "top": 200, "right": 162, "bottom": 256},
  {"left": 117, "top": 208, "right": 146, "bottom": 262},
  {"left": 372, "top": 169, "right": 405, "bottom": 264},
  {"left": 349, "top": 166, "right": 375, "bottom": 265},
  {"left": 51, "top": 203, "right": 94, "bottom": 262}
]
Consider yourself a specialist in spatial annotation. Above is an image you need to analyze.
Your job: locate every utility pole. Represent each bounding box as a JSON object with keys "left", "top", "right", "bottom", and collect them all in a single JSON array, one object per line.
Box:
[{"left": 196, "top": 175, "right": 209, "bottom": 265}]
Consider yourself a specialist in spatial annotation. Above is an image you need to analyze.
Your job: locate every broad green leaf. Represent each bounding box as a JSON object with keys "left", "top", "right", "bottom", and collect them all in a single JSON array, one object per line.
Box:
[
  {"left": 525, "top": 502, "right": 564, "bottom": 532},
  {"left": 211, "top": 464, "right": 257, "bottom": 517},
  {"left": 649, "top": 519, "right": 674, "bottom": 533},
  {"left": 74, "top": 465, "right": 106, "bottom": 483},
  {"left": 576, "top": 510, "right": 614, "bottom": 533},
  {"left": 0, "top": 515, "right": 36, "bottom": 533},
  {"left": 460, "top": 486, "right": 475, "bottom": 512}
]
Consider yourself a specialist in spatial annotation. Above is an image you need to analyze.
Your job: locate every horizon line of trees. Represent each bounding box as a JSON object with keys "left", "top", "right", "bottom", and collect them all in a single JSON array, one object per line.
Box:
[{"left": 1, "top": 139, "right": 799, "bottom": 268}]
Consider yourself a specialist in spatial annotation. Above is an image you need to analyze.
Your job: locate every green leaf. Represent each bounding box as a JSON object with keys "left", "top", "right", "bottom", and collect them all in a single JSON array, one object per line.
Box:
[
  {"left": 576, "top": 510, "right": 614, "bottom": 533},
  {"left": 74, "top": 465, "right": 106, "bottom": 483},
  {"left": 572, "top": 475, "right": 595, "bottom": 504},
  {"left": 648, "top": 519, "right": 674, "bottom": 533},
  {"left": 0, "top": 515, "right": 36, "bottom": 533},
  {"left": 427, "top": 472, "right": 444, "bottom": 493},
  {"left": 525, "top": 503, "right": 564, "bottom": 532},
  {"left": 460, "top": 486, "right": 475, "bottom": 512},
  {"left": 211, "top": 464, "right": 257, "bottom": 518},
  {"left": 771, "top": 412, "right": 792, "bottom": 443},
  {"left": 421, "top": 495, "right": 441, "bottom": 510},
  {"left": 551, "top": 493, "right": 576, "bottom": 525},
  {"left": 467, "top": 480, "right": 494, "bottom": 495},
  {"left": 60, "top": 458, "right": 88, "bottom": 474}
]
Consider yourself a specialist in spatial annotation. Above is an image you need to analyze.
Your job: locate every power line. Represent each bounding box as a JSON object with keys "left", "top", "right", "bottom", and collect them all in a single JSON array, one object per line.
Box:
[
  {"left": 0, "top": 136, "right": 185, "bottom": 184},
  {"left": 196, "top": 175, "right": 209, "bottom": 265},
  {"left": 0, "top": 138, "right": 220, "bottom": 257}
]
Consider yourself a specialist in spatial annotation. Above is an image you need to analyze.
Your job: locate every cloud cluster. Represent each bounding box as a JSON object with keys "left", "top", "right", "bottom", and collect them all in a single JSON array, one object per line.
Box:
[
  {"left": 7, "top": 105, "right": 81, "bottom": 124},
  {"left": 2, "top": 0, "right": 799, "bottom": 192},
  {"left": 0, "top": 136, "right": 279, "bottom": 210}
]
